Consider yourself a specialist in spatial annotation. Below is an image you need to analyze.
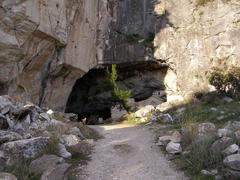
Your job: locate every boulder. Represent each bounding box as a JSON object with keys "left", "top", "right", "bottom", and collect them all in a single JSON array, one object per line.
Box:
[
  {"left": 0, "top": 96, "right": 13, "bottom": 114},
  {"left": 134, "top": 105, "right": 154, "bottom": 118},
  {"left": 198, "top": 122, "right": 216, "bottom": 135},
  {"left": 30, "top": 154, "right": 64, "bottom": 176},
  {"left": 41, "top": 163, "right": 71, "bottom": 180},
  {"left": 0, "top": 173, "right": 17, "bottom": 180},
  {"left": 60, "top": 134, "right": 80, "bottom": 147},
  {"left": 156, "top": 136, "right": 172, "bottom": 146},
  {"left": 224, "top": 154, "right": 240, "bottom": 171},
  {"left": 0, "top": 113, "right": 9, "bottom": 130},
  {"left": 211, "top": 137, "right": 234, "bottom": 151},
  {"left": 67, "top": 140, "right": 93, "bottom": 155},
  {"left": 218, "top": 128, "right": 233, "bottom": 138},
  {"left": 166, "top": 142, "right": 182, "bottom": 154},
  {"left": 68, "top": 127, "right": 85, "bottom": 140},
  {"left": 57, "top": 143, "right": 72, "bottom": 159},
  {"left": 111, "top": 105, "right": 127, "bottom": 121},
  {"left": 0, "top": 137, "right": 49, "bottom": 164},
  {"left": 0, "top": 130, "right": 22, "bottom": 144},
  {"left": 223, "top": 144, "right": 239, "bottom": 156}
]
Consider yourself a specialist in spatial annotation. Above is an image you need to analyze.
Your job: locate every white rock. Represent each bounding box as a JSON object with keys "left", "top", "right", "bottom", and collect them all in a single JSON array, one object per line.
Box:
[
  {"left": 47, "top": 109, "right": 54, "bottom": 115},
  {"left": 68, "top": 127, "right": 85, "bottom": 140},
  {"left": 223, "top": 144, "right": 239, "bottom": 156},
  {"left": 156, "top": 136, "right": 172, "bottom": 146},
  {"left": 166, "top": 142, "right": 182, "bottom": 154},
  {"left": 134, "top": 105, "right": 154, "bottom": 118},
  {"left": 60, "top": 134, "right": 80, "bottom": 147}
]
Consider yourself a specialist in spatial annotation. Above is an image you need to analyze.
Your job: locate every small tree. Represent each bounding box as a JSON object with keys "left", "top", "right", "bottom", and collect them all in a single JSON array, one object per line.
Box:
[{"left": 106, "top": 64, "right": 131, "bottom": 111}]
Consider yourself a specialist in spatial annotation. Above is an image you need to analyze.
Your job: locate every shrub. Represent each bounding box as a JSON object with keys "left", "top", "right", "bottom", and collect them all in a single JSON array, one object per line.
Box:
[
  {"left": 208, "top": 67, "right": 240, "bottom": 98},
  {"left": 183, "top": 135, "right": 223, "bottom": 174},
  {"left": 105, "top": 64, "right": 131, "bottom": 111}
]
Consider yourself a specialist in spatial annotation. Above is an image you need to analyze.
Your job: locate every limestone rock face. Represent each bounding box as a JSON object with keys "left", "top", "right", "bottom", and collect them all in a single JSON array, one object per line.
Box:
[
  {"left": 1, "top": 0, "right": 240, "bottom": 111},
  {"left": 0, "top": 0, "right": 113, "bottom": 111},
  {"left": 154, "top": 0, "right": 240, "bottom": 97}
]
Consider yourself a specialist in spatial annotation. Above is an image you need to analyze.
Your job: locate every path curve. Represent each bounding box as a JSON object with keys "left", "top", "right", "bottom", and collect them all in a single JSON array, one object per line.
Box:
[{"left": 83, "top": 123, "right": 187, "bottom": 180}]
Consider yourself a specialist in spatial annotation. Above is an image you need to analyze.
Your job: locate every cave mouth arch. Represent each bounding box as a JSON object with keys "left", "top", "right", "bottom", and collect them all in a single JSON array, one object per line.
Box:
[{"left": 65, "top": 64, "right": 168, "bottom": 125}]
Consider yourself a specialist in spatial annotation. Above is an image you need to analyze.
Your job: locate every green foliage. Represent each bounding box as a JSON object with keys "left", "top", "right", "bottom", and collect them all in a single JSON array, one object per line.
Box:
[
  {"left": 208, "top": 67, "right": 240, "bottom": 98},
  {"left": 106, "top": 64, "right": 131, "bottom": 111}
]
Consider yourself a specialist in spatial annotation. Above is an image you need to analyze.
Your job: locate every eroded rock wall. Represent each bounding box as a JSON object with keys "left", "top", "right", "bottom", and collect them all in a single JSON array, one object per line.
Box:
[
  {"left": 0, "top": 0, "right": 110, "bottom": 110},
  {"left": 154, "top": 0, "right": 240, "bottom": 97}
]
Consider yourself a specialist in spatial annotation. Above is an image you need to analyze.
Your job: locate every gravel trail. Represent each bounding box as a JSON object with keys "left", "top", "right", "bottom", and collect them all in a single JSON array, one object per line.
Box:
[{"left": 83, "top": 123, "right": 187, "bottom": 180}]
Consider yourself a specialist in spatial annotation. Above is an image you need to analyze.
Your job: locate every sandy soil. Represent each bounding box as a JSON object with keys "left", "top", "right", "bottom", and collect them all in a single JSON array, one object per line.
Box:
[{"left": 82, "top": 123, "right": 187, "bottom": 180}]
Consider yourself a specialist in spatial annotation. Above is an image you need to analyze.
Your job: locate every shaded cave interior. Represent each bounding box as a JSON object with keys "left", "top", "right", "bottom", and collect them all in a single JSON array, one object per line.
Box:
[{"left": 65, "top": 63, "right": 168, "bottom": 124}]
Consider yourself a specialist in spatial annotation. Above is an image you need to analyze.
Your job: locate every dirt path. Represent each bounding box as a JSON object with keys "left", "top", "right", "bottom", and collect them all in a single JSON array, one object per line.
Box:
[{"left": 82, "top": 123, "right": 187, "bottom": 180}]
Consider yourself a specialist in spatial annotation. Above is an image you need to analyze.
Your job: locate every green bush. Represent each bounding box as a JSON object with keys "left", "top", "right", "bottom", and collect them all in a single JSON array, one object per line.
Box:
[
  {"left": 105, "top": 64, "right": 131, "bottom": 111},
  {"left": 208, "top": 67, "right": 240, "bottom": 98}
]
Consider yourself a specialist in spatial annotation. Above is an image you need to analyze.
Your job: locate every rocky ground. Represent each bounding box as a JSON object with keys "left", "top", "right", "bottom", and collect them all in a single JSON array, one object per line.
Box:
[{"left": 0, "top": 95, "right": 98, "bottom": 180}]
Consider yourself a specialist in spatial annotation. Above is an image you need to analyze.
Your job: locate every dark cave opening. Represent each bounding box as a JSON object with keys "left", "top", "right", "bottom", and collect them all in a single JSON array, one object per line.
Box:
[{"left": 65, "top": 64, "right": 168, "bottom": 125}]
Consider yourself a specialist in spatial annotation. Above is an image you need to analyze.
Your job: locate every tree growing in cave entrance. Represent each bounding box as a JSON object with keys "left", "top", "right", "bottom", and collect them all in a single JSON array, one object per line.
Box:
[{"left": 105, "top": 64, "right": 131, "bottom": 111}]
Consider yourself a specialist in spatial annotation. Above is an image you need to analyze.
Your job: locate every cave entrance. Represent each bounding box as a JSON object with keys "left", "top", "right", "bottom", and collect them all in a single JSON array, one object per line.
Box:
[
  {"left": 65, "top": 69, "right": 112, "bottom": 125},
  {"left": 65, "top": 64, "right": 168, "bottom": 125}
]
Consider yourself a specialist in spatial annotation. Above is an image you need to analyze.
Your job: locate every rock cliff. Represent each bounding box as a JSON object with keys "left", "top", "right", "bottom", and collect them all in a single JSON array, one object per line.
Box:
[
  {"left": 0, "top": 0, "right": 240, "bottom": 111},
  {"left": 154, "top": 0, "right": 240, "bottom": 97}
]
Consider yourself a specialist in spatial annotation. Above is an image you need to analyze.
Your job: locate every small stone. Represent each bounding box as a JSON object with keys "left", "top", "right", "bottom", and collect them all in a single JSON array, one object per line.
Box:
[
  {"left": 201, "top": 169, "right": 212, "bottom": 176},
  {"left": 223, "top": 154, "right": 240, "bottom": 171},
  {"left": 68, "top": 127, "right": 85, "bottom": 140},
  {"left": 60, "top": 134, "right": 80, "bottom": 147},
  {"left": 198, "top": 122, "right": 216, "bottom": 135},
  {"left": 41, "top": 163, "right": 70, "bottom": 180},
  {"left": 57, "top": 143, "right": 72, "bottom": 159},
  {"left": 211, "top": 137, "right": 234, "bottom": 151},
  {"left": 0, "top": 173, "right": 17, "bottom": 180},
  {"left": 217, "top": 115, "right": 225, "bottom": 121},
  {"left": 156, "top": 136, "right": 171, "bottom": 146},
  {"left": 223, "top": 144, "right": 239, "bottom": 156},
  {"left": 210, "top": 107, "right": 218, "bottom": 112},
  {"left": 134, "top": 105, "right": 154, "bottom": 118},
  {"left": 166, "top": 142, "right": 182, "bottom": 154},
  {"left": 218, "top": 128, "right": 233, "bottom": 138},
  {"left": 222, "top": 97, "right": 233, "bottom": 103}
]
